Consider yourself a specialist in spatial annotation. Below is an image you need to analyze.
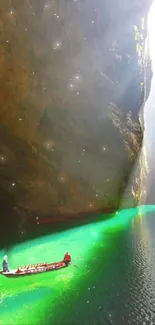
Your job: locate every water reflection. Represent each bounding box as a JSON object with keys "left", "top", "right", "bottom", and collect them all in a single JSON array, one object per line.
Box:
[
  {"left": 53, "top": 212, "right": 155, "bottom": 325},
  {"left": 1, "top": 207, "right": 155, "bottom": 325}
]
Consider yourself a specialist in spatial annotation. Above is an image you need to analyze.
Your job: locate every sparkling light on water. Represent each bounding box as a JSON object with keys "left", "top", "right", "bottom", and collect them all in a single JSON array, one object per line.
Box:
[{"left": 0, "top": 206, "right": 155, "bottom": 324}]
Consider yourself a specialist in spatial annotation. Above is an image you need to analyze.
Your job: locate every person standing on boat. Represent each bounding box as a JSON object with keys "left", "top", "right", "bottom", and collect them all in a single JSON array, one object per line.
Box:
[
  {"left": 2, "top": 255, "right": 9, "bottom": 272},
  {"left": 64, "top": 252, "right": 71, "bottom": 265}
]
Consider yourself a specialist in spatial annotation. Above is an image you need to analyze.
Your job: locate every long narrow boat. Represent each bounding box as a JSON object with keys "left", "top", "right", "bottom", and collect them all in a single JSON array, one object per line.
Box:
[{"left": 0, "top": 260, "right": 70, "bottom": 278}]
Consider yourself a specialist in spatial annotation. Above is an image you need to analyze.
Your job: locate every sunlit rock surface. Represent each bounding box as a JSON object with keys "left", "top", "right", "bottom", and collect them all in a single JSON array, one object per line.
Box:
[{"left": 0, "top": 0, "right": 153, "bottom": 245}]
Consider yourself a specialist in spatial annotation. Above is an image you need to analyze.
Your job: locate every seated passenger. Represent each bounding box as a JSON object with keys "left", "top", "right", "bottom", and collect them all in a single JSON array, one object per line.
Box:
[
  {"left": 63, "top": 252, "right": 71, "bottom": 265},
  {"left": 2, "top": 255, "right": 9, "bottom": 272}
]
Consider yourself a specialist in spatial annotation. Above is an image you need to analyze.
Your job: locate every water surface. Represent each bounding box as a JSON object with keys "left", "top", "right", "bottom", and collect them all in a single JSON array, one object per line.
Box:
[{"left": 0, "top": 207, "right": 155, "bottom": 325}]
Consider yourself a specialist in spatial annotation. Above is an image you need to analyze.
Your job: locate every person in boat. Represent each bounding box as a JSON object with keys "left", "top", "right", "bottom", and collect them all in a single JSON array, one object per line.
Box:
[
  {"left": 63, "top": 252, "right": 71, "bottom": 265},
  {"left": 2, "top": 255, "right": 9, "bottom": 272}
]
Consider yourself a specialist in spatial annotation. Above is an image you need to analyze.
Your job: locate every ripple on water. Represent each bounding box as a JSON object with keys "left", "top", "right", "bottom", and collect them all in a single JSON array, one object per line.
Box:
[{"left": 62, "top": 217, "right": 155, "bottom": 325}]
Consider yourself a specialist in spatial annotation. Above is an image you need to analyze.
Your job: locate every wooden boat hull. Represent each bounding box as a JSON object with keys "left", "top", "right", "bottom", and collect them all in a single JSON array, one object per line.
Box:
[{"left": 0, "top": 261, "right": 70, "bottom": 278}]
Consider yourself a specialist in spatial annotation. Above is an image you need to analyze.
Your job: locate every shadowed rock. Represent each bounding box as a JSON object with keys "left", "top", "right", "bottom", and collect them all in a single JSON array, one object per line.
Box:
[{"left": 0, "top": 0, "right": 153, "bottom": 246}]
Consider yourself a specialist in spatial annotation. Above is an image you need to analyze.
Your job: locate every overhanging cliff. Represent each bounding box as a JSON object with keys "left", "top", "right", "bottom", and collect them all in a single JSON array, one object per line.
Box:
[{"left": 0, "top": 0, "right": 153, "bottom": 244}]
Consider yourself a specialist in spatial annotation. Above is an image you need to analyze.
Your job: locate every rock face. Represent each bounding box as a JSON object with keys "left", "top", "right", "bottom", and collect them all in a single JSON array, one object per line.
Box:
[{"left": 0, "top": 0, "right": 153, "bottom": 245}]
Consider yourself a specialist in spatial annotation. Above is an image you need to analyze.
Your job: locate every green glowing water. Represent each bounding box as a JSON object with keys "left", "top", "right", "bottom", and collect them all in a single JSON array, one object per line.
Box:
[{"left": 0, "top": 205, "right": 155, "bottom": 325}]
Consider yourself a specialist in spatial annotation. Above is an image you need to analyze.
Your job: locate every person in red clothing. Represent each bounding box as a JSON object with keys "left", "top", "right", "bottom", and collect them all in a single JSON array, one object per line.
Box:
[{"left": 64, "top": 252, "right": 71, "bottom": 265}]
